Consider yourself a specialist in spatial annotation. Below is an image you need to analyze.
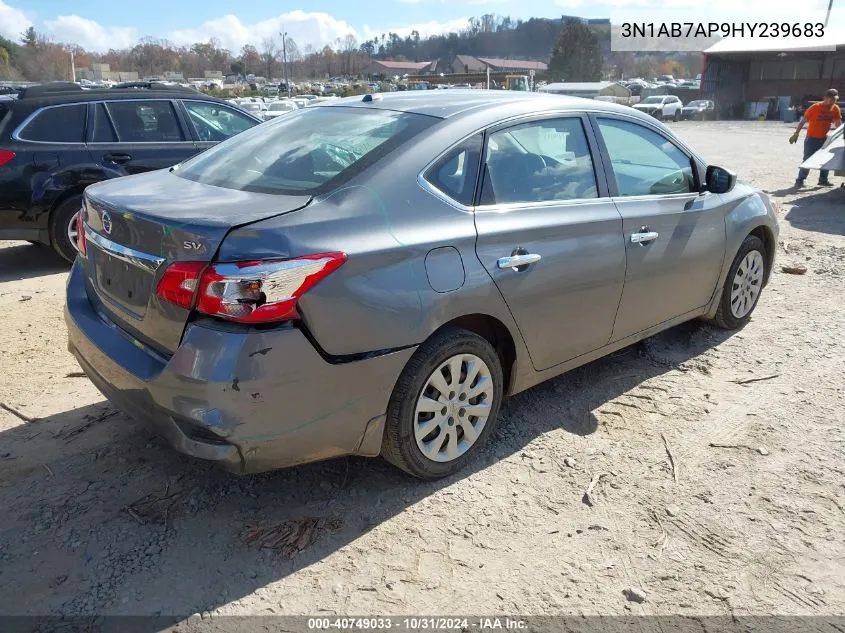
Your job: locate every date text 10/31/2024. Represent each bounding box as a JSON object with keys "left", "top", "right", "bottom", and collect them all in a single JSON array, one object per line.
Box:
[{"left": 307, "top": 617, "right": 528, "bottom": 630}]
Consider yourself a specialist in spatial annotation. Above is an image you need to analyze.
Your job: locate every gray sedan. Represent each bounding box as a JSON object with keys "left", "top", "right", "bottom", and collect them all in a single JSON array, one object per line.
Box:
[{"left": 65, "top": 92, "right": 778, "bottom": 479}]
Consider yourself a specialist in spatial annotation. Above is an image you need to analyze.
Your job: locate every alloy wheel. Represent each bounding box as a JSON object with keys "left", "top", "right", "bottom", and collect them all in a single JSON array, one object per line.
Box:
[{"left": 66, "top": 213, "right": 79, "bottom": 253}]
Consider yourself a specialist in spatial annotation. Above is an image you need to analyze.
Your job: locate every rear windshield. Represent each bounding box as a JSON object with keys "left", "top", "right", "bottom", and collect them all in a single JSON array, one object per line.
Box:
[{"left": 174, "top": 106, "right": 437, "bottom": 195}]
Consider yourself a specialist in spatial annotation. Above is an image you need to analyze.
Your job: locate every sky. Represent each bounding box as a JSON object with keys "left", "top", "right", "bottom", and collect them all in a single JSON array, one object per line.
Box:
[{"left": 0, "top": 0, "right": 841, "bottom": 53}]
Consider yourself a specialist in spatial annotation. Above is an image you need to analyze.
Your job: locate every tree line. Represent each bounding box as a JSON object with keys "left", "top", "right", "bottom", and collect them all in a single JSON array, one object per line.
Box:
[{"left": 0, "top": 17, "right": 701, "bottom": 83}]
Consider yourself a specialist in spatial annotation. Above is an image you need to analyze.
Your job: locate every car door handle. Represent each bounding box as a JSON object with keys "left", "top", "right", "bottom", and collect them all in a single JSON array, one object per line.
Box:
[
  {"left": 630, "top": 231, "right": 659, "bottom": 244},
  {"left": 497, "top": 253, "right": 541, "bottom": 270},
  {"left": 104, "top": 153, "right": 132, "bottom": 164}
]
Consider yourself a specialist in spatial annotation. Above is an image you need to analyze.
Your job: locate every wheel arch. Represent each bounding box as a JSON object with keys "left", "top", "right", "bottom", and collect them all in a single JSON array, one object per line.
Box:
[
  {"left": 430, "top": 313, "right": 519, "bottom": 396},
  {"left": 705, "top": 220, "right": 777, "bottom": 319},
  {"left": 747, "top": 224, "right": 775, "bottom": 287},
  {"left": 47, "top": 186, "right": 87, "bottom": 243}
]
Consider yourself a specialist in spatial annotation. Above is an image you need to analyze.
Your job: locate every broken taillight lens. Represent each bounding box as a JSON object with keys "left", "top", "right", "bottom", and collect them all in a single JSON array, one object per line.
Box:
[{"left": 155, "top": 253, "right": 347, "bottom": 323}]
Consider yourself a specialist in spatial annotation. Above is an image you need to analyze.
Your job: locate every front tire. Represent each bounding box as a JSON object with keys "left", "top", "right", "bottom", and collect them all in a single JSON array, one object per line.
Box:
[
  {"left": 714, "top": 235, "right": 767, "bottom": 330},
  {"left": 50, "top": 195, "right": 83, "bottom": 263},
  {"left": 381, "top": 327, "right": 504, "bottom": 479}
]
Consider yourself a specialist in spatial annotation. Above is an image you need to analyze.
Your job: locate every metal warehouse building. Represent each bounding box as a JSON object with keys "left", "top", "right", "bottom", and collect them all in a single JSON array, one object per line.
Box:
[{"left": 701, "top": 36, "right": 845, "bottom": 119}]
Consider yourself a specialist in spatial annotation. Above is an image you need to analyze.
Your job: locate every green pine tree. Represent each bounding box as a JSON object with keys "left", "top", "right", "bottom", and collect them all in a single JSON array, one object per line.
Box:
[
  {"left": 549, "top": 17, "right": 603, "bottom": 82},
  {"left": 21, "top": 26, "right": 37, "bottom": 49}
]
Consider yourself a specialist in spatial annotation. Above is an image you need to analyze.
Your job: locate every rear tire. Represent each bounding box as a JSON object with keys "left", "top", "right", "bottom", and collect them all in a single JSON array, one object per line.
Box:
[
  {"left": 673, "top": 109, "right": 680, "bottom": 122},
  {"left": 49, "top": 194, "right": 83, "bottom": 263},
  {"left": 381, "top": 327, "right": 504, "bottom": 479},
  {"left": 713, "top": 235, "right": 767, "bottom": 330}
]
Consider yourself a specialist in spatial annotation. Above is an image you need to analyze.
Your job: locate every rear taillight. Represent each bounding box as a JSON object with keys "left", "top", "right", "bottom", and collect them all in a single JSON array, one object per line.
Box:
[
  {"left": 155, "top": 253, "right": 346, "bottom": 323},
  {"left": 155, "top": 261, "right": 206, "bottom": 309},
  {"left": 76, "top": 210, "right": 87, "bottom": 257},
  {"left": 0, "top": 150, "right": 15, "bottom": 167}
]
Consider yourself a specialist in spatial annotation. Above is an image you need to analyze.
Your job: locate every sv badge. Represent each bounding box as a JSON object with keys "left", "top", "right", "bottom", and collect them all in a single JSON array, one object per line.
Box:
[{"left": 183, "top": 240, "right": 205, "bottom": 253}]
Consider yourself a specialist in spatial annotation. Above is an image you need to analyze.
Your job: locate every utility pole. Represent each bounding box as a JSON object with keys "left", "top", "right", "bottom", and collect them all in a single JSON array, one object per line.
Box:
[
  {"left": 280, "top": 30, "right": 290, "bottom": 97},
  {"left": 69, "top": 49, "right": 75, "bottom": 82},
  {"left": 825, "top": 0, "right": 834, "bottom": 27}
]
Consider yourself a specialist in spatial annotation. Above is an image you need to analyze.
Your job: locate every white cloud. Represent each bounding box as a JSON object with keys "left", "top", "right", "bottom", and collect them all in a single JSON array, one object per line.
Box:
[
  {"left": 0, "top": 0, "right": 32, "bottom": 41},
  {"left": 167, "top": 11, "right": 359, "bottom": 52},
  {"left": 44, "top": 15, "right": 138, "bottom": 51},
  {"left": 361, "top": 18, "right": 472, "bottom": 41},
  {"left": 27, "top": 8, "right": 479, "bottom": 55}
]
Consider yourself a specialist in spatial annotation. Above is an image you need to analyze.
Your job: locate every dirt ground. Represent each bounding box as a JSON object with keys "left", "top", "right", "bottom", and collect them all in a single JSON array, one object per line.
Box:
[{"left": 0, "top": 121, "right": 843, "bottom": 626}]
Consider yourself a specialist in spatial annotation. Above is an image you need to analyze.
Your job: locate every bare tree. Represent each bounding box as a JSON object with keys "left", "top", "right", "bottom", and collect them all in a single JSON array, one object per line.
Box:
[
  {"left": 260, "top": 36, "right": 279, "bottom": 79},
  {"left": 343, "top": 34, "right": 357, "bottom": 75},
  {"left": 239, "top": 45, "right": 262, "bottom": 75},
  {"left": 285, "top": 37, "right": 301, "bottom": 63},
  {"left": 282, "top": 37, "right": 300, "bottom": 82}
]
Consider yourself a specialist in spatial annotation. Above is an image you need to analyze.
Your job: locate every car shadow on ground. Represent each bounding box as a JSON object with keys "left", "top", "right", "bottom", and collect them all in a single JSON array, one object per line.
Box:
[
  {"left": 0, "top": 242, "right": 69, "bottom": 282},
  {"left": 0, "top": 321, "right": 733, "bottom": 628},
  {"left": 784, "top": 186, "right": 845, "bottom": 236}
]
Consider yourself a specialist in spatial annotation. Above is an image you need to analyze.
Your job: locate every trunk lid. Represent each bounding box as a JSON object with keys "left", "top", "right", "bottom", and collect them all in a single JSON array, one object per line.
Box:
[{"left": 81, "top": 169, "right": 311, "bottom": 355}]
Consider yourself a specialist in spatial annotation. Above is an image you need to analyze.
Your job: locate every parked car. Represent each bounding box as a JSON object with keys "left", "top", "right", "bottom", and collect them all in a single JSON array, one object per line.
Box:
[
  {"left": 0, "top": 82, "right": 262, "bottom": 261},
  {"left": 633, "top": 95, "right": 684, "bottom": 121},
  {"left": 681, "top": 100, "right": 715, "bottom": 120},
  {"left": 237, "top": 101, "right": 267, "bottom": 117},
  {"left": 263, "top": 100, "right": 299, "bottom": 120},
  {"left": 66, "top": 91, "right": 778, "bottom": 479}
]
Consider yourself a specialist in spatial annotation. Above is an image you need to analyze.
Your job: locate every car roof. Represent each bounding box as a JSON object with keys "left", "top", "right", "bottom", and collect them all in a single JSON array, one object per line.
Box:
[
  {"left": 15, "top": 88, "right": 228, "bottom": 109},
  {"left": 320, "top": 90, "right": 640, "bottom": 120}
]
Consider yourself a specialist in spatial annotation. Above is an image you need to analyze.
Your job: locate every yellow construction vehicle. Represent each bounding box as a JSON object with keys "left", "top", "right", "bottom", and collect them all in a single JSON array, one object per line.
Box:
[{"left": 504, "top": 75, "right": 531, "bottom": 91}]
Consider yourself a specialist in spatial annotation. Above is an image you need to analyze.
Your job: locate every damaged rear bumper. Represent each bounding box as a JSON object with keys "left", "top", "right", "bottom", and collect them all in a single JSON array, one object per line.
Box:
[{"left": 64, "top": 259, "right": 415, "bottom": 474}]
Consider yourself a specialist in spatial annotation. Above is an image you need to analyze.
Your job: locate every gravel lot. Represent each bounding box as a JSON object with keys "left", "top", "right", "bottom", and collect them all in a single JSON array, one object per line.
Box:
[{"left": 0, "top": 121, "right": 843, "bottom": 626}]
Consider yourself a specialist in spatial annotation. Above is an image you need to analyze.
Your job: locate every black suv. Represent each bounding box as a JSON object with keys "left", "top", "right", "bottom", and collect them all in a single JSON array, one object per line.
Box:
[{"left": 0, "top": 82, "right": 263, "bottom": 261}]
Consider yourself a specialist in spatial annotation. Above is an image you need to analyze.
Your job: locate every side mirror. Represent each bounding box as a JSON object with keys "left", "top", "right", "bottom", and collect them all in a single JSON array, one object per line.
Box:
[{"left": 705, "top": 165, "right": 736, "bottom": 194}]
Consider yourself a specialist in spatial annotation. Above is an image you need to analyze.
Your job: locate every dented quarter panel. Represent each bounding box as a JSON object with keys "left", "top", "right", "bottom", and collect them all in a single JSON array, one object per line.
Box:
[{"left": 0, "top": 147, "right": 106, "bottom": 235}]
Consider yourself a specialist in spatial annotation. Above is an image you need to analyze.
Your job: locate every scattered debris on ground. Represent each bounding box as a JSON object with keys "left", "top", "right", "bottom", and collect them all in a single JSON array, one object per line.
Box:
[{"left": 241, "top": 517, "right": 344, "bottom": 558}]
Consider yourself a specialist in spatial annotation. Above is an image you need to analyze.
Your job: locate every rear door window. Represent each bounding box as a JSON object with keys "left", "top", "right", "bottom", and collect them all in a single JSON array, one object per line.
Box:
[
  {"left": 105, "top": 100, "right": 185, "bottom": 143},
  {"left": 18, "top": 104, "right": 87, "bottom": 143},
  {"left": 479, "top": 117, "right": 599, "bottom": 205}
]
